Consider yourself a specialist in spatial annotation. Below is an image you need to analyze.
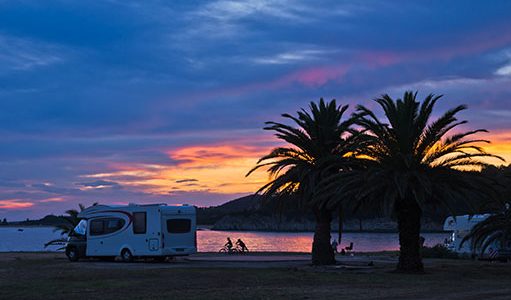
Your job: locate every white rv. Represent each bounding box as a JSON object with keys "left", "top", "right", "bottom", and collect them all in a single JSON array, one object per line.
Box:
[
  {"left": 443, "top": 214, "right": 495, "bottom": 256},
  {"left": 65, "top": 203, "right": 197, "bottom": 262}
]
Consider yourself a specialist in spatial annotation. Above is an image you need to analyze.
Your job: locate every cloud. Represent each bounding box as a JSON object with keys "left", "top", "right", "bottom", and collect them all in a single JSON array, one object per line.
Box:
[
  {"left": 172, "top": 0, "right": 356, "bottom": 45},
  {"left": 76, "top": 180, "right": 123, "bottom": 190},
  {"left": 39, "top": 197, "right": 66, "bottom": 203},
  {"left": 0, "top": 180, "right": 26, "bottom": 188},
  {"left": 252, "top": 49, "right": 338, "bottom": 65},
  {"left": 0, "top": 199, "right": 34, "bottom": 210},
  {"left": 81, "top": 143, "right": 272, "bottom": 195},
  {"left": 0, "top": 34, "right": 66, "bottom": 72},
  {"left": 175, "top": 179, "right": 199, "bottom": 183},
  {"left": 30, "top": 183, "right": 81, "bottom": 195},
  {"left": 495, "top": 64, "right": 511, "bottom": 76},
  {"left": 194, "top": 0, "right": 326, "bottom": 23},
  {"left": 2, "top": 1, "right": 511, "bottom": 219}
]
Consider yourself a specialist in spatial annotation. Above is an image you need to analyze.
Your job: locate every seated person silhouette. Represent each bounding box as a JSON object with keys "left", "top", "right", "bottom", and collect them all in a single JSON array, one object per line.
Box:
[
  {"left": 419, "top": 236, "right": 426, "bottom": 248},
  {"left": 236, "top": 238, "right": 249, "bottom": 253},
  {"left": 344, "top": 242, "right": 354, "bottom": 254}
]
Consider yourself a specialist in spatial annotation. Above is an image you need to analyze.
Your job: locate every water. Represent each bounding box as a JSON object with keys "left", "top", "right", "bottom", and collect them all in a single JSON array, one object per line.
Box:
[
  {"left": 0, "top": 227, "right": 66, "bottom": 252},
  {"left": 0, "top": 227, "right": 449, "bottom": 253},
  {"left": 197, "top": 230, "right": 449, "bottom": 252}
]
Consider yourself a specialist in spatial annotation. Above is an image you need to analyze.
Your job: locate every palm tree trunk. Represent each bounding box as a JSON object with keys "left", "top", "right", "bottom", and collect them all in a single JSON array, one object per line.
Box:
[
  {"left": 338, "top": 206, "right": 343, "bottom": 244},
  {"left": 312, "top": 208, "right": 335, "bottom": 265},
  {"left": 396, "top": 200, "right": 424, "bottom": 273}
]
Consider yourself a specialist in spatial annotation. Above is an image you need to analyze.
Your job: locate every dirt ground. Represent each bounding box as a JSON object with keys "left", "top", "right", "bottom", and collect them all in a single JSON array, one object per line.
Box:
[{"left": 1, "top": 252, "right": 510, "bottom": 299}]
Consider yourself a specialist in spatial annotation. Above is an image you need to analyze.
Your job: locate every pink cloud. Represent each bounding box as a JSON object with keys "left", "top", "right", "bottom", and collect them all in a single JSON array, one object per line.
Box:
[
  {"left": 39, "top": 197, "right": 66, "bottom": 203},
  {"left": 0, "top": 199, "right": 34, "bottom": 210},
  {"left": 152, "top": 21, "right": 511, "bottom": 117},
  {"left": 359, "top": 21, "right": 511, "bottom": 66},
  {"left": 274, "top": 65, "right": 350, "bottom": 87}
]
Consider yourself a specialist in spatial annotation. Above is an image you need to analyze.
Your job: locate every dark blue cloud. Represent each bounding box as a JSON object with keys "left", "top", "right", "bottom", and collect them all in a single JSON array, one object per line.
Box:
[{"left": 1, "top": 0, "right": 511, "bottom": 219}]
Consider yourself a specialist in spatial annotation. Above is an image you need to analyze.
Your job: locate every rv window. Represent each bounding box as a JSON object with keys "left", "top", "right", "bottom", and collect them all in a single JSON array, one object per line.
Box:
[
  {"left": 90, "top": 219, "right": 105, "bottom": 236},
  {"left": 166, "top": 219, "right": 191, "bottom": 234},
  {"left": 104, "top": 218, "right": 125, "bottom": 234},
  {"left": 133, "top": 212, "right": 147, "bottom": 234}
]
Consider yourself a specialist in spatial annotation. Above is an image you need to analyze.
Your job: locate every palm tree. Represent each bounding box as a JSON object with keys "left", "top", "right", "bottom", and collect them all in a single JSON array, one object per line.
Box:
[
  {"left": 45, "top": 203, "right": 94, "bottom": 248},
  {"left": 319, "top": 91, "right": 502, "bottom": 272},
  {"left": 461, "top": 205, "right": 511, "bottom": 256},
  {"left": 247, "top": 99, "right": 361, "bottom": 265},
  {"left": 480, "top": 165, "right": 511, "bottom": 209}
]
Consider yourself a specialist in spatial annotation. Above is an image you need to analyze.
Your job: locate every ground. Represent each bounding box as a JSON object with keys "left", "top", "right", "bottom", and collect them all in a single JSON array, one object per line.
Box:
[{"left": 1, "top": 252, "right": 510, "bottom": 300}]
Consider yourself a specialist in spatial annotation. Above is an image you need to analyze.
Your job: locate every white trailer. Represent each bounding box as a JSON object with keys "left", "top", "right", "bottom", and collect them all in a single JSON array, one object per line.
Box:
[
  {"left": 443, "top": 214, "right": 496, "bottom": 256},
  {"left": 66, "top": 203, "right": 196, "bottom": 262}
]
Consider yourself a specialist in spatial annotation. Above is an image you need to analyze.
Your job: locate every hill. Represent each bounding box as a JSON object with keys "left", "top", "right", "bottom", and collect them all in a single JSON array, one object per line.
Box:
[{"left": 198, "top": 195, "right": 448, "bottom": 232}]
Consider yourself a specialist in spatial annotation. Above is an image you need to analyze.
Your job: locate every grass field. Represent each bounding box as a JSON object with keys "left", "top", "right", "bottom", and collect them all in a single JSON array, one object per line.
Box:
[{"left": 1, "top": 252, "right": 510, "bottom": 299}]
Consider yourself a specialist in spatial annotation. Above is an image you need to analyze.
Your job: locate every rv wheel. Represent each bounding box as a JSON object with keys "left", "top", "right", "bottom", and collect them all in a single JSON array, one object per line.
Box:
[
  {"left": 121, "top": 249, "right": 134, "bottom": 263},
  {"left": 66, "top": 247, "right": 79, "bottom": 262}
]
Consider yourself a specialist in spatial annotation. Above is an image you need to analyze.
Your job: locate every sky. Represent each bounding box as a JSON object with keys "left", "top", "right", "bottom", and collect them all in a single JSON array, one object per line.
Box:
[{"left": 1, "top": 0, "right": 511, "bottom": 220}]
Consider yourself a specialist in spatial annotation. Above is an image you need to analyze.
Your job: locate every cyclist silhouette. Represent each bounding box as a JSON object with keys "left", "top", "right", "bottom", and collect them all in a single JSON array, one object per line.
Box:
[
  {"left": 236, "top": 238, "right": 249, "bottom": 253},
  {"left": 225, "top": 237, "right": 233, "bottom": 251}
]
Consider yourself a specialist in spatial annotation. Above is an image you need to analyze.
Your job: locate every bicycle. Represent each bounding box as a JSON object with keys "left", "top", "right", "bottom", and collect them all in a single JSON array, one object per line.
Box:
[{"left": 218, "top": 245, "right": 242, "bottom": 254}]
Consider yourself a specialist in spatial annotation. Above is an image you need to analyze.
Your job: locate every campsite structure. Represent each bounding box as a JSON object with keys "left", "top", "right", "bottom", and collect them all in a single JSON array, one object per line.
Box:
[{"left": 65, "top": 203, "right": 197, "bottom": 262}]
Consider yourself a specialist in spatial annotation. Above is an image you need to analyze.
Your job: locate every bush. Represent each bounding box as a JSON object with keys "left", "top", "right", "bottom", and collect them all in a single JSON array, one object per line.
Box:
[{"left": 421, "top": 244, "right": 459, "bottom": 259}]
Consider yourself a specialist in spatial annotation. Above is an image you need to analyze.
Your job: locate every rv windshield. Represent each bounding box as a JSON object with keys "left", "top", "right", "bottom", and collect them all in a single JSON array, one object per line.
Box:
[{"left": 74, "top": 219, "right": 87, "bottom": 235}]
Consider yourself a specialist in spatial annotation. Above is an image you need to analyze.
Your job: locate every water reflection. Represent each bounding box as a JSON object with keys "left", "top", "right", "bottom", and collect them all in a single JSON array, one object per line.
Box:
[
  {"left": 0, "top": 227, "right": 449, "bottom": 253},
  {"left": 198, "top": 230, "right": 449, "bottom": 253}
]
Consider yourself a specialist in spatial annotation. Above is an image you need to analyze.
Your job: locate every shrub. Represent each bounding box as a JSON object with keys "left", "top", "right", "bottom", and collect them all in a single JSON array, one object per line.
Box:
[{"left": 421, "top": 244, "right": 459, "bottom": 259}]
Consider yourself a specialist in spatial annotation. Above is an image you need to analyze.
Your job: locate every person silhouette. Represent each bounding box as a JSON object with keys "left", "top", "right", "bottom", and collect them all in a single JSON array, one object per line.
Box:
[
  {"left": 225, "top": 237, "right": 233, "bottom": 252},
  {"left": 331, "top": 239, "right": 339, "bottom": 253},
  {"left": 236, "top": 238, "right": 249, "bottom": 253}
]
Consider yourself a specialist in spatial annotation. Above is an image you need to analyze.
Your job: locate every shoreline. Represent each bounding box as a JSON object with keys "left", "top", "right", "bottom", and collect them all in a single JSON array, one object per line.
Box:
[
  {"left": 206, "top": 228, "right": 448, "bottom": 234},
  {"left": 1, "top": 225, "right": 448, "bottom": 234}
]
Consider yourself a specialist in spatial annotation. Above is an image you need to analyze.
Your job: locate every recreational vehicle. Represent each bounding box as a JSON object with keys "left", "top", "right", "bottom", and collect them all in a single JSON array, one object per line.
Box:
[
  {"left": 65, "top": 203, "right": 197, "bottom": 262},
  {"left": 443, "top": 214, "right": 511, "bottom": 261},
  {"left": 443, "top": 214, "right": 492, "bottom": 255}
]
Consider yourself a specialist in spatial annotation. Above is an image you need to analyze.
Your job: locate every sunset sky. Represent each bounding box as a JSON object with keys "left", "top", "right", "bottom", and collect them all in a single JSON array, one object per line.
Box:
[{"left": 1, "top": 1, "right": 511, "bottom": 220}]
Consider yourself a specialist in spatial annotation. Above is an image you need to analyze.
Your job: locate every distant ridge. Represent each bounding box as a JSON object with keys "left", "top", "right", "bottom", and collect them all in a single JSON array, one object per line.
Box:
[
  {"left": 3, "top": 194, "right": 447, "bottom": 232},
  {"left": 198, "top": 194, "right": 446, "bottom": 232},
  {"left": 197, "top": 194, "right": 264, "bottom": 225}
]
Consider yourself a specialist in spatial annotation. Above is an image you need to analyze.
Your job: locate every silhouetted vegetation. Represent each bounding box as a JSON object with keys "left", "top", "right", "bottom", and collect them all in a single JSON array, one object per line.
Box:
[
  {"left": 44, "top": 203, "right": 95, "bottom": 248},
  {"left": 247, "top": 99, "right": 364, "bottom": 265},
  {"left": 248, "top": 91, "right": 503, "bottom": 272},
  {"left": 462, "top": 205, "right": 511, "bottom": 255},
  {"left": 421, "top": 244, "right": 459, "bottom": 259},
  {"left": 317, "top": 91, "right": 502, "bottom": 272},
  {"left": 2, "top": 215, "right": 69, "bottom": 226}
]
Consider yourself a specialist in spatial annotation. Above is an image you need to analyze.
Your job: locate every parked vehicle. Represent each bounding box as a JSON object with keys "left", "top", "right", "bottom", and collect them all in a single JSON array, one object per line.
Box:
[
  {"left": 65, "top": 203, "right": 197, "bottom": 262},
  {"left": 443, "top": 214, "right": 509, "bottom": 260}
]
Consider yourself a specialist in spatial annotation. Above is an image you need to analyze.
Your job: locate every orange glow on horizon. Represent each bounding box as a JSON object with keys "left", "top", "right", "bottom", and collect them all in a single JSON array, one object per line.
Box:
[
  {"left": 478, "top": 130, "right": 511, "bottom": 165},
  {"left": 81, "top": 132, "right": 511, "bottom": 198},
  {"left": 84, "top": 144, "right": 274, "bottom": 195}
]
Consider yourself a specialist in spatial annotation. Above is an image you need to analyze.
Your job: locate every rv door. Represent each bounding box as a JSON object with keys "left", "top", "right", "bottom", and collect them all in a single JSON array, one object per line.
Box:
[{"left": 162, "top": 217, "right": 194, "bottom": 252}]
